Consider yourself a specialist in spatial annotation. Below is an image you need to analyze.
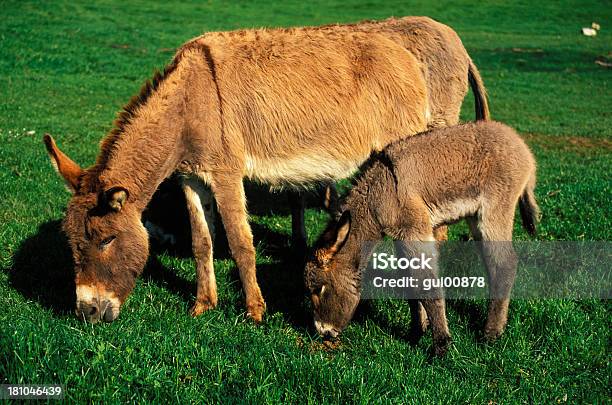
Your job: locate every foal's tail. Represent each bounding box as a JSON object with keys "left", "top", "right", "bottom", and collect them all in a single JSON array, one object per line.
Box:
[
  {"left": 468, "top": 59, "right": 490, "bottom": 121},
  {"left": 519, "top": 174, "right": 540, "bottom": 236}
]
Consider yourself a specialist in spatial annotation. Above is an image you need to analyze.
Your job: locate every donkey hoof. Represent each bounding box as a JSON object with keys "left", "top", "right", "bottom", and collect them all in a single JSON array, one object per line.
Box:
[
  {"left": 246, "top": 300, "right": 267, "bottom": 323},
  {"left": 484, "top": 327, "right": 504, "bottom": 342},
  {"left": 190, "top": 300, "right": 216, "bottom": 316},
  {"left": 433, "top": 335, "right": 452, "bottom": 357}
]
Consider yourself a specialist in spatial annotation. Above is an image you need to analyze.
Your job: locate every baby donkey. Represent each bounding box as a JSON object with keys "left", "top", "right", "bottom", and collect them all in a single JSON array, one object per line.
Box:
[{"left": 305, "top": 121, "right": 539, "bottom": 356}]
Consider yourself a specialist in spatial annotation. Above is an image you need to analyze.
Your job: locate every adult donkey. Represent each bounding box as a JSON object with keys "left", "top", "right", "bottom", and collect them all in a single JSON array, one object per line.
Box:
[
  {"left": 193, "top": 16, "right": 491, "bottom": 260},
  {"left": 45, "top": 17, "right": 489, "bottom": 323}
]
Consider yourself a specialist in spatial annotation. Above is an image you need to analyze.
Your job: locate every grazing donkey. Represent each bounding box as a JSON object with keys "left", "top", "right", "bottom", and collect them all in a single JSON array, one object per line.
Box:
[
  {"left": 304, "top": 121, "right": 539, "bottom": 355},
  {"left": 44, "top": 18, "right": 489, "bottom": 324}
]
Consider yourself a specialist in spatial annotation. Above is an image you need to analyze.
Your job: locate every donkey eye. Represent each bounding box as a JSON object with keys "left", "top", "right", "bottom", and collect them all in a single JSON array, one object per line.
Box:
[{"left": 100, "top": 236, "right": 116, "bottom": 249}]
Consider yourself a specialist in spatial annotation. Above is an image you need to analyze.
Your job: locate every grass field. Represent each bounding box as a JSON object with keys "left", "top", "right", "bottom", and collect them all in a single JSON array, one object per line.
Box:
[{"left": 1, "top": 0, "right": 610, "bottom": 402}]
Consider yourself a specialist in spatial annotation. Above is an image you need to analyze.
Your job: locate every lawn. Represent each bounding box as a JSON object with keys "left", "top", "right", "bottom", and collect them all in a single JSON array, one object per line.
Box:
[{"left": 0, "top": 0, "right": 610, "bottom": 402}]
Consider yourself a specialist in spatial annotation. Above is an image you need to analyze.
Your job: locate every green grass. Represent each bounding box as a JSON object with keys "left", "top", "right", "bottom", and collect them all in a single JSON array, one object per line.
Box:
[{"left": 1, "top": 0, "right": 610, "bottom": 402}]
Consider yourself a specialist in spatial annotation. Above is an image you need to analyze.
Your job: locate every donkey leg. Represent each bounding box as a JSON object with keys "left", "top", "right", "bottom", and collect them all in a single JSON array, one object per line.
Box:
[
  {"left": 482, "top": 242, "right": 517, "bottom": 340},
  {"left": 477, "top": 207, "right": 518, "bottom": 340},
  {"left": 404, "top": 237, "right": 451, "bottom": 356},
  {"left": 288, "top": 190, "right": 307, "bottom": 260},
  {"left": 183, "top": 176, "right": 217, "bottom": 316},
  {"left": 391, "top": 202, "right": 451, "bottom": 356},
  {"left": 210, "top": 173, "right": 266, "bottom": 322},
  {"left": 408, "top": 300, "right": 429, "bottom": 344}
]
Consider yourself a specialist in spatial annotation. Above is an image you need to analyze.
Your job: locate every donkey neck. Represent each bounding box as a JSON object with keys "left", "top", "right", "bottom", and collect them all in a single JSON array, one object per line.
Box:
[
  {"left": 340, "top": 177, "right": 386, "bottom": 283},
  {"left": 341, "top": 208, "right": 381, "bottom": 275},
  {"left": 94, "top": 72, "right": 187, "bottom": 211}
]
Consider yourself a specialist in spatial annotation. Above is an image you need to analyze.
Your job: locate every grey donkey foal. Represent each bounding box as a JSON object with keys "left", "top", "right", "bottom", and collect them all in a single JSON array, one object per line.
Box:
[{"left": 304, "top": 121, "right": 539, "bottom": 356}]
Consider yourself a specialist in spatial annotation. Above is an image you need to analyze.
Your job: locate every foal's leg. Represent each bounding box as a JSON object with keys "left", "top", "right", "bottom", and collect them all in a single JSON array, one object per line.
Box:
[
  {"left": 288, "top": 190, "right": 307, "bottom": 260},
  {"left": 472, "top": 206, "right": 518, "bottom": 340},
  {"left": 210, "top": 173, "right": 266, "bottom": 322},
  {"left": 399, "top": 235, "right": 451, "bottom": 356},
  {"left": 183, "top": 176, "right": 217, "bottom": 315},
  {"left": 390, "top": 201, "right": 451, "bottom": 356},
  {"left": 408, "top": 300, "right": 429, "bottom": 343}
]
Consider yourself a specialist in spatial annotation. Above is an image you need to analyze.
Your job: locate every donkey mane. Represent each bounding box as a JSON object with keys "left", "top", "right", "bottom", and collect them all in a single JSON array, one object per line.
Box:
[
  {"left": 349, "top": 151, "right": 398, "bottom": 201},
  {"left": 79, "top": 47, "right": 200, "bottom": 194},
  {"left": 101, "top": 64, "right": 178, "bottom": 160}
]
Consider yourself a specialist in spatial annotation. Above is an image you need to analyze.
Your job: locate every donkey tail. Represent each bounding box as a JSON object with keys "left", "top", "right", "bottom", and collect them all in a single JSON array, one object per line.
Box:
[
  {"left": 468, "top": 59, "right": 490, "bottom": 121},
  {"left": 519, "top": 174, "right": 540, "bottom": 236}
]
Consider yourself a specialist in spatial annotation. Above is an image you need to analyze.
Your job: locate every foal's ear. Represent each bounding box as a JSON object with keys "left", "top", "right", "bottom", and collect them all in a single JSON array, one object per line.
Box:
[
  {"left": 329, "top": 210, "right": 351, "bottom": 255},
  {"left": 104, "top": 187, "right": 129, "bottom": 212},
  {"left": 43, "top": 134, "right": 84, "bottom": 193}
]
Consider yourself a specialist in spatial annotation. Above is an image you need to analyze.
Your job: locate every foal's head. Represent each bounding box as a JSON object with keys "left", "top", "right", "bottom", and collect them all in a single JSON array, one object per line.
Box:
[
  {"left": 304, "top": 211, "right": 361, "bottom": 338},
  {"left": 44, "top": 135, "right": 148, "bottom": 323}
]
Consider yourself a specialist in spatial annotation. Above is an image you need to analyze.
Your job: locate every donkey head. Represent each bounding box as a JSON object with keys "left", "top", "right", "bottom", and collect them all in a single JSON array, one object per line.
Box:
[
  {"left": 304, "top": 211, "right": 361, "bottom": 338},
  {"left": 44, "top": 135, "right": 149, "bottom": 323}
]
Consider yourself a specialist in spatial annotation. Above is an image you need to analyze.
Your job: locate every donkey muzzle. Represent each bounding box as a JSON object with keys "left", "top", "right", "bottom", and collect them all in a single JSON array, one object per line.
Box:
[
  {"left": 314, "top": 320, "right": 340, "bottom": 339},
  {"left": 76, "top": 298, "right": 119, "bottom": 323}
]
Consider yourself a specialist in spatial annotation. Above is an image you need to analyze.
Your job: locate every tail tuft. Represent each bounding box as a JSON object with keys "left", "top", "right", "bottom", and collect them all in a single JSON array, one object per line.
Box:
[
  {"left": 519, "top": 180, "right": 540, "bottom": 236},
  {"left": 468, "top": 60, "right": 490, "bottom": 121}
]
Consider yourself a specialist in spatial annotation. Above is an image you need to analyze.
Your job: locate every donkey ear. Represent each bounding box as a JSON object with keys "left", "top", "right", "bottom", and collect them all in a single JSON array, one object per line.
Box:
[
  {"left": 105, "top": 187, "right": 129, "bottom": 212},
  {"left": 43, "top": 134, "right": 83, "bottom": 193},
  {"left": 329, "top": 210, "right": 351, "bottom": 255}
]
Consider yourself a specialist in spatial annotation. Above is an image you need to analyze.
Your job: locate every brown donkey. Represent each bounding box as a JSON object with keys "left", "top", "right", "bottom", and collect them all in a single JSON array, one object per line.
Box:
[
  {"left": 304, "top": 121, "right": 539, "bottom": 355},
  {"left": 44, "top": 18, "right": 488, "bottom": 324}
]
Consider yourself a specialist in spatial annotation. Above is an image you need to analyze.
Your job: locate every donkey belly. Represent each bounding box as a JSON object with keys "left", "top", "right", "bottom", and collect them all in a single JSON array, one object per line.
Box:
[{"left": 244, "top": 150, "right": 369, "bottom": 187}]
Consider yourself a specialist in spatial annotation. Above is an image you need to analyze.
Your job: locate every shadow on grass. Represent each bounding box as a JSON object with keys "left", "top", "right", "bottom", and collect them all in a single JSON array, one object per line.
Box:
[
  {"left": 4, "top": 220, "right": 76, "bottom": 315},
  {"left": 448, "top": 299, "right": 487, "bottom": 338},
  {"left": 247, "top": 260, "right": 309, "bottom": 328},
  {"left": 143, "top": 220, "right": 310, "bottom": 329},
  {"left": 142, "top": 255, "right": 196, "bottom": 304},
  {"left": 351, "top": 300, "right": 420, "bottom": 346},
  {"left": 351, "top": 298, "right": 488, "bottom": 351}
]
